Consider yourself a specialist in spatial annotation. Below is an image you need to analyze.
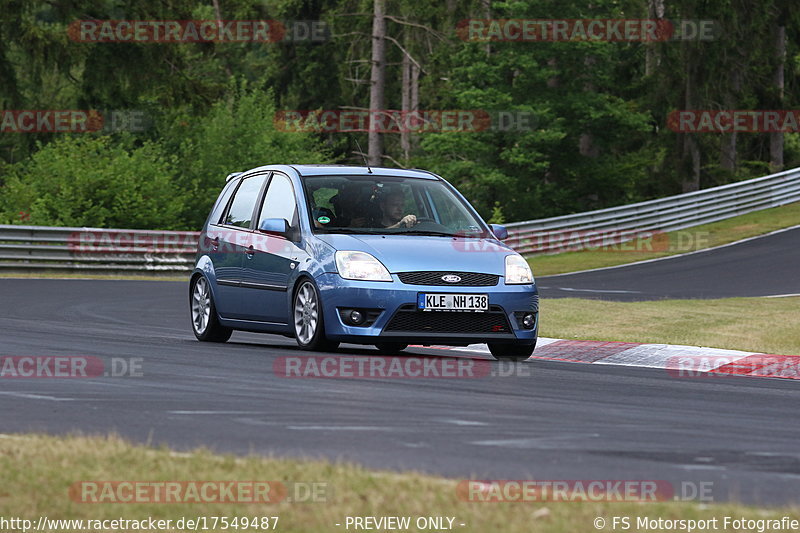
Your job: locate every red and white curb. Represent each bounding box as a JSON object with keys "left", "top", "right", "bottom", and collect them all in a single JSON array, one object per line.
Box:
[{"left": 416, "top": 338, "right": 800, "bottom": 380}]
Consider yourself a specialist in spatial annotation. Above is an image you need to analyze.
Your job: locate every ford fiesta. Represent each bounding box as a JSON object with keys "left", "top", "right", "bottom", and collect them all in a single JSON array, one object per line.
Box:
[{"left": 189, "top": 165, "right": 539, "bottom": 361}]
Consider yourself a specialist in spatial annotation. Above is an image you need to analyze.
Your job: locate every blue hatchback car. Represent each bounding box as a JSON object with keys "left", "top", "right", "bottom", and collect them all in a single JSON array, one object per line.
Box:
[{"left": 190, "top": 165, "right": 538, "bottom": 360}]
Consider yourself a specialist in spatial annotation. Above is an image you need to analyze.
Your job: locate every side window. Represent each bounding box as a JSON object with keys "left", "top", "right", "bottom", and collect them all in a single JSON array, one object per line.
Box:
[
  {"left": 210, "top": 179, "right": 239, "bottom": 225},
  {"left": 258, "top": 174, "right": 298, "bottom": 229},
  {"left": 225, "top": 175, "right": 267, "bottom": 228}
]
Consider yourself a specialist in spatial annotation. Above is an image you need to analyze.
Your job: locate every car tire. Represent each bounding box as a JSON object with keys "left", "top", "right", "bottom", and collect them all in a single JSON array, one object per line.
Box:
[
  {"left": 190, "top": 275, "right": 233, "bottom": 343},
  {"left": 374, "top": 342, "right": 408, "bottom": 354},
  {"left": 488, "top": 342, "right": 536, "bottom": 362},
  {"left": 293, "top": 279, "right": 339, "bottom": 352}
]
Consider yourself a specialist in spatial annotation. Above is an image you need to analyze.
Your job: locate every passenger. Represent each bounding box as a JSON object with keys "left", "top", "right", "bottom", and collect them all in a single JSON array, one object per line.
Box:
[
  {"left": 380, "top": 191, "right": 417, "bottom": 229},
  {"left": 331, "top": 184, "right": 367, "bottom": 227}
]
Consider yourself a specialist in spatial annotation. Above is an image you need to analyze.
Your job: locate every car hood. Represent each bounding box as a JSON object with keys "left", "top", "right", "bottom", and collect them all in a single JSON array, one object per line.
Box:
[{"left": 315, "top": 234, "right": 515, "bottom": 275}]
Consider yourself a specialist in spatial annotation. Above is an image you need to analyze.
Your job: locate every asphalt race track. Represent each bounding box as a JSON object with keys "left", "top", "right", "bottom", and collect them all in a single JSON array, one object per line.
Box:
[
  {"left": 2, "top": 273, "right": 800, "bottom": 505},
  {"left": 538, "top": 225, "right": 800, "bottom": 301}
]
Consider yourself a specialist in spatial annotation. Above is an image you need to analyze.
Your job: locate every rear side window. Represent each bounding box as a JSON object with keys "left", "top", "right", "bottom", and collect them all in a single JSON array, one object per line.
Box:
[
  {"left": 224, "top": 175, "right": 267, "bottom": 228},
  {"left": 209, "top": 179, "right": 239, "bottom": 226},
  {"left": 258, "top": 173, "right": 298, "bottom": 228}
]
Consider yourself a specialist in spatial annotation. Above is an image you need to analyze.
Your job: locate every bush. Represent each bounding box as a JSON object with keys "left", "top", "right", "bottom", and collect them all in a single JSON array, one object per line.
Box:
[
  {"left": 0, "top": 136, "right": 184, "bottom": 229},
  {"left": 173, "top": 81, "right": 333, "bottom": 227}
]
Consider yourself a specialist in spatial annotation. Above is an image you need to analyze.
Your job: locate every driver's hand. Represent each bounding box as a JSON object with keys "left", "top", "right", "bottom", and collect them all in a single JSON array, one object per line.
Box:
[{"left": 401, "top": 214, "right": 417, "bottom": 227}]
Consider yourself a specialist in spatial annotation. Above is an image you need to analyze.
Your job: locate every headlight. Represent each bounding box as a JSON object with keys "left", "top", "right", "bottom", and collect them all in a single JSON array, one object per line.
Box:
[
  {"left": 504, "top": 254, "right": 534, "bottom": 284},
  {"left": 335, "top": 251, "right": 392, "bottom": 282}
]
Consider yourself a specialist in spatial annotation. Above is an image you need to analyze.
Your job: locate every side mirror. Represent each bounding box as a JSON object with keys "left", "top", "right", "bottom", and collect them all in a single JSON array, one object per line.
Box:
[
  {"left": 258, "top": 218, "right": 291, "bottom": 237},
  {"left": 489, "top": 224, "right": 508, "bottom": 240}
]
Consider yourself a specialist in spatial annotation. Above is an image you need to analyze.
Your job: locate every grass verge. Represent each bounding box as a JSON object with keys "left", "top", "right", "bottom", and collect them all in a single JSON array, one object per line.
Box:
[
  {"left": 541, "top": 296, "right": 800, "bottom": 355},
  {"left": 529, "top": 201, "right": 800, "bottom": 276},
  {"left": 1, "top": 434, "right": 797, "bottom": 533}
]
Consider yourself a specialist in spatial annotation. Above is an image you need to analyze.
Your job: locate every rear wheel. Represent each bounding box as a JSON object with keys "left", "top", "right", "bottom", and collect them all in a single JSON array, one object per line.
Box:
[
  {"left": 488, "top": 342, "right": 535, "bottom": 362},
  {"left": 293, "top": 280, "right": 339, "bottom": 352},
  {"left": 374, "top": 342, "right": 408, "bottom": 354},
  {"left": 190, "top": 276, "right": 232, "bottom": 342}
]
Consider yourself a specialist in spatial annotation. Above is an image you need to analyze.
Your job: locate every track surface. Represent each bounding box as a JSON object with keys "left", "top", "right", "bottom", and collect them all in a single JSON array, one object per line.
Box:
[
  {"left": 538, "top": 225, "right": 800, "bottom": 301},
  {"left": 2, "top": 278, "right": 800, "bottom": 505}
]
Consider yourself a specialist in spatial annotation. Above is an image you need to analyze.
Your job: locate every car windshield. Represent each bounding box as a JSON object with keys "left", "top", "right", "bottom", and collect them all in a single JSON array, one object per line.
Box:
[{"left": 303, "top": 175, "right": 488, "bottom": 237}]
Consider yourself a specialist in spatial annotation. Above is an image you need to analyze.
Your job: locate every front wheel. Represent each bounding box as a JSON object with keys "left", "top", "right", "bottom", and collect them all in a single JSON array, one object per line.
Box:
[
  {"left": 190, "top": 276, "right": 232, "bottom": 342},
  {"left": 293, "top": 280, "right": 339, "bottom": 352},
  {"left": 488, "top": 342, "right": 535, "bottom": 362}
]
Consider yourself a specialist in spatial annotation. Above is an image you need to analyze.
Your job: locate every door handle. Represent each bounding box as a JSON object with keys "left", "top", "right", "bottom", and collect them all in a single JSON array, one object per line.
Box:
[
  {"left": 245, "top": 245, "right": 255, "bottom": 259},
  {"left": 210, "top": 237, "right": 219, "bottom": 251}
]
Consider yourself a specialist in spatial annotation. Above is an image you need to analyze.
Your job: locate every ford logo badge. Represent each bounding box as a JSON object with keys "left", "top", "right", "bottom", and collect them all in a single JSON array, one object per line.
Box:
[{"left": 442, "top": 274, "right": 462, "bottom": 283}]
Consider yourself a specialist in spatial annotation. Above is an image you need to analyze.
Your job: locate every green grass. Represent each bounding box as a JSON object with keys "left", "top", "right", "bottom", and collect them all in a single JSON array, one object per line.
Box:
[
  {"left": 1, "top": 434, "right": 796, "bottom": 533},
  {"left": 541, "top": 296, "right": 800, "bottom": 355},
  {"left": 529, "top": 201, "right": 800, "bottom": 276}
]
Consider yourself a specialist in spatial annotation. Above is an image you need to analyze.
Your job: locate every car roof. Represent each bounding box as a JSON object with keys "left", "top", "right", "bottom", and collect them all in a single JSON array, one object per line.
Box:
[
  {"left": 291, "top": 164, "right": 440, "bottom": 180},
  {"left": 234, "top": 164, "right": 440, "bottom": 180}
]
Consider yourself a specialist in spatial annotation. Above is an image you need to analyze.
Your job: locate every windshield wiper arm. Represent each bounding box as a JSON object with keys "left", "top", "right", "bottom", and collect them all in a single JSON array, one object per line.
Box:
[
  {"left": 321, "top": 228, "right": 380, "bottom": 235},
  {"left": 395, "top": 230, "right": 459, "bottom": 237}
]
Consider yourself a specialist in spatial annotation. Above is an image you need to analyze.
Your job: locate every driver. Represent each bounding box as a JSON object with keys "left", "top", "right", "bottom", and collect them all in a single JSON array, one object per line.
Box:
[{"left": 380, "top": 191, "right": 417, "bottom": 228}]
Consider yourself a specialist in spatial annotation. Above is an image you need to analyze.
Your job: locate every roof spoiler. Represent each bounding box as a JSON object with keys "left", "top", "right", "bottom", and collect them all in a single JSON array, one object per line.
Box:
[{"left": 225, "top": 172, "right": 243, "bottom": 182}]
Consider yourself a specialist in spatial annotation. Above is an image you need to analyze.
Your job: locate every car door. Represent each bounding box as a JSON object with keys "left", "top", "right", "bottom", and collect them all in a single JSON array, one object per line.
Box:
[
  {"left": 211, "top": 172, "right": 268, "bottom": 319},
  {"left": 239, "top": 172, "right": 305, "bottom": 324}
]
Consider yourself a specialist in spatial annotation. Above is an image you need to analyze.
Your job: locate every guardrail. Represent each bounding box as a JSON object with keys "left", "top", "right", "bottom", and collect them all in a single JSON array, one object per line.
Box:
[
  {"left": 1, "top": 167, "right": 798, "bottom": 272},
  {"left": 505, "top": 167, "right": 800, "bottom": 255},
  {"left": 0, "top": 226, "right": 198, "bottom": 273}
]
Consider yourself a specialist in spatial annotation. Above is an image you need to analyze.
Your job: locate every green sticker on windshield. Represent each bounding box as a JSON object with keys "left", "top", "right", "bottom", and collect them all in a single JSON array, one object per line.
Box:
[{"left": 317, "top": 216, "right": 331, "bottom": 224}]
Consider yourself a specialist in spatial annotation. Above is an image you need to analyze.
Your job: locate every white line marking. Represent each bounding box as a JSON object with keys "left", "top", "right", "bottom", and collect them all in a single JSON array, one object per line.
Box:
[
  {"left": 763, "top": 293, "right": 800, "bottom": 298},
  {"left": 286, "top": 425, "right": 395, "bottom": 431},
  {"left": 0, "top": 392, "right": 74, "bottom": 401},
  {"left": 471, "top": 434, "right": 600, "bottom": 448},
  {"left": 554, "top": 287, "right": 642, "bottom": 294},
  {"left": 440, "top": 419, "right": 489, "bottom": 426},
  {"left": 168, "top": 410, "right": 264, "bottom": 415}
]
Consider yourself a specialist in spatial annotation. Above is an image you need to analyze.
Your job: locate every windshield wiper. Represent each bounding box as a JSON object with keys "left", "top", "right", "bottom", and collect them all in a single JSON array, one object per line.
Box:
[
  {"left": 394, "top": 229, "right": 460, "bottom": 237},
  {"left": 319, "top": 228, "right": 381, "bottom": 235}
]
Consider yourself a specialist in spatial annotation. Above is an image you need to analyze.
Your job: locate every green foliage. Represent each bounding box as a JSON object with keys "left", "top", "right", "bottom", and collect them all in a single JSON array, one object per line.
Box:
[
  {"left": 1, "top": 0, "right": 799, "bottom": 228},
  {"left": 171, "top": 81, "right": 334, "bottom": 227},
  {"left": 0, "top": 136, "right": 183, "bottom": 229}
]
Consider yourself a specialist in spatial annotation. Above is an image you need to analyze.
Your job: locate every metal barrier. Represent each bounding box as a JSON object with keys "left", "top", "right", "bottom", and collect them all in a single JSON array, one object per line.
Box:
[
  {"left": 0, "top": 226, "right": 198, "bottom": 273},
  {"left": 505, "top": 167, "right": 800, "bottom": 254},
  {"left": 1, "top": 167, "right": 798, "bottom": 271}
]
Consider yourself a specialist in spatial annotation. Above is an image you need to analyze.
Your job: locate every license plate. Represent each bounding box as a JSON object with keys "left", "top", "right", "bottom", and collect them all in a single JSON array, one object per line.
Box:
[{"left": 417, "top": 293, "right": 488, "bottom": 311}]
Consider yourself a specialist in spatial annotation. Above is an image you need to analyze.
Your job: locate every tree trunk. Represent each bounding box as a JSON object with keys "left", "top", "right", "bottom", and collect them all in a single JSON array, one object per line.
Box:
[
  {"left": 579, "top": 56, "right": 599, "bottom": 158},
  {"left": 681, "top": 59, "right": 701, "bottom": 192},
  {"left": 645, "top": 0, "right": 665, "bottom": 76},
  {"left": 368, "top": 0, "right": 386, "bottom": 167},
  {"left": 720, "top": 68, "right": 741, "bottom": 173},
  {"left": 401, "top": 51, "right": 411, "bottom": 160},
  {"left": 769, "top": 22, "right": 785, "bottom": 172}
]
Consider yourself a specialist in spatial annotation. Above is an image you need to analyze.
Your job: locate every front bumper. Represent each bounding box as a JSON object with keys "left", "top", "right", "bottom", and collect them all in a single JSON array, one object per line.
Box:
[{"left": 315, "top": 272, "right": 539, "bottom": 346}]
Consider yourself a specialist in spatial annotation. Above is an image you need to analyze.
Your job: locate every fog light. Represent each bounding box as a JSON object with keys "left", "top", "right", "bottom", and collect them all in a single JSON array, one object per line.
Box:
[
  {"left": 348, "top": 310, "right": 365, "bottom": 325},
  {"left": 522, "top": 313, "right": 535, "bottom": 329}
]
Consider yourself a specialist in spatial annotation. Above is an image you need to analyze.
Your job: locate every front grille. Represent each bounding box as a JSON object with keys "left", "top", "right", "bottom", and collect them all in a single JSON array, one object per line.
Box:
[
  {"left": 397, "top": 271, "right": 498, "bottom": 286},
  {"left": 384, "top": 305, "right": 511, "bottom": 334}
]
